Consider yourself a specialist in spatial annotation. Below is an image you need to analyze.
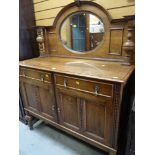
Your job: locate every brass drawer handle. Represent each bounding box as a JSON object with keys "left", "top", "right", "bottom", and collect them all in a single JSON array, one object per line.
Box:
[
  {"left": 40, "top": 74, "right": 44, "bottom": 82},
  {"left": 64, "top": 79, "right": 68, "bottom": 87},
  {"left": 94, "top": 86, "right": 100, "bottom": 96}
]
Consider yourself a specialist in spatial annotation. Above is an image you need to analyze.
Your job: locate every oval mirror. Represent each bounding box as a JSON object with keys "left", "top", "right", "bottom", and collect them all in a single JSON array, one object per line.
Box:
[{"left": 60, "top": 12, "right": 105, "bottom": 53}]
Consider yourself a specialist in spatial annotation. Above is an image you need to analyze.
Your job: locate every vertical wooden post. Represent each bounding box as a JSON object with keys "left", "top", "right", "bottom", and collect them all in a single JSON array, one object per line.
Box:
[
  {"left": 36, "top": 28, "right": 45, "bottom": 56},
  {"left": 123, "top": 17, "right": 135, "bottom": 65}
]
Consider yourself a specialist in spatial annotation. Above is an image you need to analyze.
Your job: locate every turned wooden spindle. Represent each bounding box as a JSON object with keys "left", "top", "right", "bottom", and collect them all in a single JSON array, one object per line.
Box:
[
  {"left": 36, "top": 28, "right": 45, "bottom": 56},
  {"left": 123, "top": 21, "right": 135, "bottom": 65}
]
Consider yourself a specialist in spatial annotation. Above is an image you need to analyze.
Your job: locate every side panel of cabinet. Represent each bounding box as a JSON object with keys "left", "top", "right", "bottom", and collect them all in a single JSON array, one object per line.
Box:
[
  {"left": 20, "top": 78, "right": 57, "bottom": 122},
  {"left": 56, "top": 87, "right": 82, "bottom": 132}
]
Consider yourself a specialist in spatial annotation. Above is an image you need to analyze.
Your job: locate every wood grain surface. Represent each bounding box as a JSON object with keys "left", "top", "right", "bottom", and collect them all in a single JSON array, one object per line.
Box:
[{"left": 19, "top": 57, "right": 134, "bottom": 83}]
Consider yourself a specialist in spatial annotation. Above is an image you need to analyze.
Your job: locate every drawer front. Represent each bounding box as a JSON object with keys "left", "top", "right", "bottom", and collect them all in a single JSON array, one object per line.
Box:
[
  {"left": 19, "top": 68, "right": 52, "bottom": 83},
  {"left": 55, "top": 74, "right": 113, "bottom": 97}
]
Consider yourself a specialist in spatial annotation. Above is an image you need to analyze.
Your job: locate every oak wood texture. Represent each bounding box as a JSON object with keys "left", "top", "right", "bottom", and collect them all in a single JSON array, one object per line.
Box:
[
  {"left": 109, "top": 27, "right": 124, "bottom": 56},
  {"left": 19, "top": 57, "right": 134, "bottom": 84},
  {"left": 56, "top": 87, "right": 82, "bottom": 132},
  {"left": 123, "top": 16, "right": 135, "bottom": 65},
  {"left": 55, "top": 85, "right": 113, "bottom": 147},
  {"left": 19, "top": 67, "right": 52, "bottom": 83},
  {"left": 55, "top": 74, "right": 113, "bottom": 97},
  {"left": 19, "top": 2, "right": 135, "bottom": 155},
  {"left": 19, "top": 59, "right": 134, "bottom": 154},
  {"left": 34, "top": 2, "right": 135, "bottom": 64},
  {"left": 20, "top": 72, "right": 57, "bottom": 122}
]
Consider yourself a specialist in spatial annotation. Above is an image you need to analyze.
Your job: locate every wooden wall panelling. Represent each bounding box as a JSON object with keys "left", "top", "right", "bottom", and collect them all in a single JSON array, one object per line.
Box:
[
  {"left": 94, "top": 0, "right": 134, "bottom": 9},
  {"left": 33, "top": 0, "right": 48, "bottom": 3},
  {"left": 35, "top": 8, "right": 62, "bottom": 21},
  {"left": 109, "top": 27, "right": 124, "bottom": 56},
  {"left": 33, "top": 0, "right": 135, "bottom": 26},
  {"left": 36, "top": 18, "right": 55, "bottom": 26},
  {"left": 108, "top": 6, "right": 135, "bottom": 19},
  {"left": 33, "top": 0, "right": 73, "bottom": 12}
]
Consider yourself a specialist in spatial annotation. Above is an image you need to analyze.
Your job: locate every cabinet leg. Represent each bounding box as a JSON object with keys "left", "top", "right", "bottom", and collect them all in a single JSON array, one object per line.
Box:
[{"left": 25, "top": 115, "right": 33, "bottom": 130}]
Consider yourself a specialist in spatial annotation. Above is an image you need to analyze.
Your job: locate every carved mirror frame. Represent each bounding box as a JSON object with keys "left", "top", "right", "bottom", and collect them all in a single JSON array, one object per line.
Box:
[{"left": 54, "top": 1, "right": 111, "bottom": 57}]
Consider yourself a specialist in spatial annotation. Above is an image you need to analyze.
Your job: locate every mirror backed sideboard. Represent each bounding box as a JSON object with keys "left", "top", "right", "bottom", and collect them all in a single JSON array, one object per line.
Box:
[{"left": 19, "top": 1, "right": 135, "bottom": 155}]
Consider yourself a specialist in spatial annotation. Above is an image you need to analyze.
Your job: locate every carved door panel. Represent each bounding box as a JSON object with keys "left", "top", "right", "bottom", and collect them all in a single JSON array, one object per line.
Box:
[
  {"left": 81, "top": 95, "right": 113, "bottom": 147},
  {"left": 20, "top": 78, "right": 57, "bottom": 122},
  {"left": 56, "top": 87, "right": 82, "bottom": 132}
]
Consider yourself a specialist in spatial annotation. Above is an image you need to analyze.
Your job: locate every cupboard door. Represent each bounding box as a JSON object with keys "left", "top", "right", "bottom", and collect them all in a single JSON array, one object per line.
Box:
[
  {"left": 38, "top": 84, "right": 57, "bottom": 121},
  {"left": 56, "top": 87, "right": 81, "bottom": 132},
  {"left": 81, "top": 96, "right": 113, "bottom": 147},
  {"left": 20, "top": 81, "right": 41, "bottom": 113},
  {"left": 20, "top": 78, "right": 57, "bottom": 122}
]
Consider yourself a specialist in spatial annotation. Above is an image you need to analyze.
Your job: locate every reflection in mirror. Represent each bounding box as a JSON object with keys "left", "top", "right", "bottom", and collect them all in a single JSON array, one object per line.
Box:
[{"left": 60, "top": 12, "right": 104, "bottom": 52}]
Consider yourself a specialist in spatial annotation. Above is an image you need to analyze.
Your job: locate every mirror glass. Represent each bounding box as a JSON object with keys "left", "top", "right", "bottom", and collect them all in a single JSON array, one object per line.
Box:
[{"left": 60, "top": 12, "right": 105, "bottom": 52}]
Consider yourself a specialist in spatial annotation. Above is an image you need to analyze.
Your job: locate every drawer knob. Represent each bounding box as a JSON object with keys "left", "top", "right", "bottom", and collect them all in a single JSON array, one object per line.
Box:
[
  {"left": 45, "top": 74, "right": 49, "bottom": 78},
  {"left": 64, "top": 79, "right": 68, "bottom": 87},
  {"left": 76, "top": 81, "right": 80, "bottom": 85},
  {"left": 57, "top": 107, "right": 61, "bottom": 113},
  {"left": 94, "top": 86, "right": 100, "bottom": 96},
  {"left": 40, "top": 74, "right": 44, "bottom": 82},
  {"left": 52, "top": 105, "right": 55, "bottom": 111}
]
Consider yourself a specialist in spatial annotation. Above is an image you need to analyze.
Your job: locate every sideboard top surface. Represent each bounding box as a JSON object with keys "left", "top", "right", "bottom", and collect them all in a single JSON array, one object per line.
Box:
[{"left": 19, "top": 57, "right": 134, "bottom": 83}]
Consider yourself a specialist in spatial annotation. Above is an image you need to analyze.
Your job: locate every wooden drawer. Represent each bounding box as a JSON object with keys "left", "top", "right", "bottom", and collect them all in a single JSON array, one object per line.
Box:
[
  {"left": 55, "top": 74, "right": 113, "bottom": 97},
  {"left": 19, "top": 68, "right": 52, "bottom": 83}
]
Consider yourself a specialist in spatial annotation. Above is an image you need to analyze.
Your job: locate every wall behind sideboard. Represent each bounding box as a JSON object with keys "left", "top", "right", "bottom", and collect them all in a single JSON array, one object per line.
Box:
[
  {"left": 33, "top": 0, "right": 135, "bottom": 26},
  {"left": 20, "top": 0, "right": 39, "bottom": 60}
]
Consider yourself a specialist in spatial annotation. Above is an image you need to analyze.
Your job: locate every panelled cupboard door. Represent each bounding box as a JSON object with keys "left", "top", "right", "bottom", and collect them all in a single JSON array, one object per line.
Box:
[
  {"left": 56, "top": 86, "right": 113, "bottom": 146},
  {"left": 56, "top": 87, "right": 82, "bottom": 132},
  {"left": 81, "top": 95, "right": 113, "bottom": 147},
  {"left": 20, "top": 78, "right": 57, "bottom": 122}
]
